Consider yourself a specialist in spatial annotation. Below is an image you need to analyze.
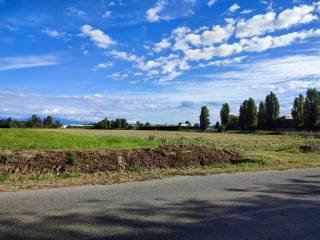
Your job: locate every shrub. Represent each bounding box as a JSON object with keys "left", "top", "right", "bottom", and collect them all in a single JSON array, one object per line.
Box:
[
  {"left": 128, "top": 166, "right": 144, "bottom": 173},
  {"left": 0, "top": 173, "right": 9, "bottom": 182},
  {"left": 0, "top": 154, "right": 11, "bottom": 164},
  {"left": 67, "top": 155, "right": 78, "bottom": 165},
  {"left": 217, "top": 124, "right": 226, "bottom": 132}
]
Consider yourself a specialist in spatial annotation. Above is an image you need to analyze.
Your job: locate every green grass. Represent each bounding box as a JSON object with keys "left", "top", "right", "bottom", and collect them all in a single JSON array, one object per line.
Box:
[{"left": 0, "top": 129, "right": 162, "bottom": 150}]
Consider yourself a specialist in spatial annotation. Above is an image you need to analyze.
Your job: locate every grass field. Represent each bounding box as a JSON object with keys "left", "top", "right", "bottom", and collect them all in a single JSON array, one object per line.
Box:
[{"left": 0, "top": 128, "right": 319, "bottom": 191}]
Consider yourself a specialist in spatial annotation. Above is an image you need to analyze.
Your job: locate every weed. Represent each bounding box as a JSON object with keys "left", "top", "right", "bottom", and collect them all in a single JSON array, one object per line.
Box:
[
  {"left": 67, "top": 155, "right": 78, "bottom": 165},
  {"left": 0, "top": 173, "right": 9, "bottom": 182},
  {"left": 128, "top": 166, "right": 144, "bottom": 174},
  {"left": 59, "top": 172, "right": 77, "bottom": 179},
  {"left": 0, "top": 154, "right": 11, "bottom": 164},
  {"left": 27, "top": 175, "right": 50, "bottom": 181}
]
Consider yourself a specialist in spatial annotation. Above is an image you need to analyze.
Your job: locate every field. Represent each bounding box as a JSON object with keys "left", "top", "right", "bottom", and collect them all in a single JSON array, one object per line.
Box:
[{"left": 0, "top": 128, "right": 319, "bottom": 191}]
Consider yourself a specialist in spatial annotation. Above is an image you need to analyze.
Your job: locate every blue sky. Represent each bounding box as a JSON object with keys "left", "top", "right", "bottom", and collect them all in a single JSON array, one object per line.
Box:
[{"left": 0, "top": 0, "right": 320, "bottom": 123}]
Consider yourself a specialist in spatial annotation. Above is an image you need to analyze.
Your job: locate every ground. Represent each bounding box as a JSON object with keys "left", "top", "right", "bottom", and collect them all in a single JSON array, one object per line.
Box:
[
  {"left": 0, "top": 128, "right": 319, "bottom": 191},
  {"left": 0, "top": 169, "right": 319, "bottom": 240}
]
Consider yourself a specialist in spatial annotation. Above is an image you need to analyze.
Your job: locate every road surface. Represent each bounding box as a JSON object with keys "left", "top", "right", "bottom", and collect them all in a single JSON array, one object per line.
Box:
[{"left": 0, "top": 168, "right": 320, "bottom": 240}]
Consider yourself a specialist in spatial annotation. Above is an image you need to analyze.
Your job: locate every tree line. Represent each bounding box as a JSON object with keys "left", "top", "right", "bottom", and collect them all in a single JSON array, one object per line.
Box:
[
  {"left": 199, "top": 88, "right": 320, "bottom": 131},
  {"left": 0, "top": 115, "right": 62, "bottom": 128}
]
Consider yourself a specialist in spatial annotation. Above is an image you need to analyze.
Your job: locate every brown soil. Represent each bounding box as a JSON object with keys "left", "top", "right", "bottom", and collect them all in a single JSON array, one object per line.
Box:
[{"left": 0, "top": 144, "right": 242, "bottom": 177}]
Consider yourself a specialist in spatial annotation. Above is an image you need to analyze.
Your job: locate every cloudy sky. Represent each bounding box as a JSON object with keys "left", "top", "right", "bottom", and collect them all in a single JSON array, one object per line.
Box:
[{"left": 0, "top": 0, "right": 320, "bottom": 123}]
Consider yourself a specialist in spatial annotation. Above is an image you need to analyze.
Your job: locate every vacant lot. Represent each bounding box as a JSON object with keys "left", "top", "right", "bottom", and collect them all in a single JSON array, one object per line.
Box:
[{"left": 0, "top": 128, "right": 319, "bottom": 191}]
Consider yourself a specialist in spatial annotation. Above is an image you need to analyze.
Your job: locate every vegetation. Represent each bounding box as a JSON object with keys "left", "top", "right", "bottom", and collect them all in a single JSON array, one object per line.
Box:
[
  {"left": 292, "top": 94, "right": 305, "bottom": 129},
  {"left": 0, "top": 115, "right": 62, "bottom": 129},
  {"left": 220, "top": 103, "right": 230, "bottom": 126},
  {"left": 0, "top": 129, "right": 162, "bottom": 150},
  {"left": 265, "top": 92, "right": 280, "bottom": 129},
  {"left": 239, "top": 98, "right": 257, "bottom": 131},
  {"left": 199, "top": 106, "right": 210, "bottom": 130}
]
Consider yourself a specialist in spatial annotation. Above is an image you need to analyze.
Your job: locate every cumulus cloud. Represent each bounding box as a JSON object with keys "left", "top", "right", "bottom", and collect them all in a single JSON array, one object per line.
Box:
[
  {"left": 0, "top": 55, "right": 59, "bottom": 71},
  {"left": 153, "top": 38, "right": 171, "bottom": 52},
  {"left": 228, "top": 3, "right": 240, "bottom": 13},
  {"left": 236, "top": 3, "right": 318, "bottom": 38},
  {"left": 146, "top": 0, "right": 166, "bottom": 22},
  {"left": 80, "top": 25, "right": 116, "bottom": 48}
]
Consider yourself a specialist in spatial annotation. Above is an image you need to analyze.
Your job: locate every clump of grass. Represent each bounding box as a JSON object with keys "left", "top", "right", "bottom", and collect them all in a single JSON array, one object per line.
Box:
[
  {"left": 128, "top": 166, "right": 144, "bottom": 174},
  {"left": 59, "top": 172, "right": 77, "bottom": 179},
  {"left": 0, "top": 154, "right": 11, "bottom": 164},
  {"left": 67, "top": 155, "right": 78, "bottom": 165},
  {"left": 0, "top": 173, "right": 9, "bottom": 182},
  {"left": 27, "top": 175, "right": 50, "bottom": 181},
  {"left": 35, "top": 153, "right": 44, "bottom": 161}
]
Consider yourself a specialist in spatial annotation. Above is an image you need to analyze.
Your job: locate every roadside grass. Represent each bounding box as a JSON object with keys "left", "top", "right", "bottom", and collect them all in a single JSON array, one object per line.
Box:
[{"left": 0, "top": 128, "right": 319, "bottom": 191}]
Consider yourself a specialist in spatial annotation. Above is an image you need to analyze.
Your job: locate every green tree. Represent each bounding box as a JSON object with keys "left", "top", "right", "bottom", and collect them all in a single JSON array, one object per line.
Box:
[
  {"left": 257, "top": 101, "right": 266, "bottom": 130},
  {"left": 303, "top": 88, "right": 320, "bottom": 130},
  {"left": 265, "top": 92, "right": 280, "bottom": 129},
  {"left": 239, "top": 98, "right": 257, "bottom": 131},
  {"left": 220, "top": 103, "right": 230, "bottom": 126},
  {"left": 228, "top": 115, "right": 239, "bottom": 130},
  {"left": 291, "top": 94, "right": 305, "bottom": 129},
  {"left": 199, "top": 106, "right": 210, "bottom": 130},
  {"left": 43, "top": 116, "right": 53, "bottom": 128},
  {"left": 26, "top": 114, "right": 42, "bottom": 128}
]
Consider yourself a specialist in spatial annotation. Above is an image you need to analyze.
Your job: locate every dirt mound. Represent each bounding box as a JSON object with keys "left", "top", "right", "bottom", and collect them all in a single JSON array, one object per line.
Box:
[
  {"left": 300, "top": 144, "right": 320, "bottom": 152},
  {"left": 0, "top": 145, "right": 242, "bottom": 176}
]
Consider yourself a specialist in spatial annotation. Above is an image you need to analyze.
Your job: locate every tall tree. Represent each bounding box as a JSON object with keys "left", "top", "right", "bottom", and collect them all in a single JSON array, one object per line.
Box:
[
  {"left": 43, "top": 116, "right": 53, "bottom": 128},
  {"left": 303, "top": 88, "right": 320, "bottom": 130},
  {"left": 220, "top": 103, "right": 230, "bottom": 126},
  {"left": 199, "top": 106, "right": 210, "bottom": 130},
  {"left": 291, "top": 94, "right": 305, "bottom": 129},
  {"left": 239, "top": 98, "right": 257, "bottom": 131},
  {"left": 257, "top": 101, "right": 266, "bottom": 130},
  {"left": 265, "top": 92, "right": 280, "bottom": 129}
]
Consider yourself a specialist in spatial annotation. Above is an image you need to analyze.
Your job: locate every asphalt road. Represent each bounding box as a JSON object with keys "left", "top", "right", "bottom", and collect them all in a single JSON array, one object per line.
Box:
[{"left": 0, "top": 168, "right": 320, "bottom": 240}]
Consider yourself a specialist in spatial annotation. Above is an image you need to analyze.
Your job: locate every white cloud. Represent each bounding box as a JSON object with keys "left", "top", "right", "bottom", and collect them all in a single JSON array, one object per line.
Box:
[
  {"left": 236, "top": 3, "right": 318, "bottom": 38},
  {"left": 153, "top": 38, "right": 171, "bottom": 52},
  {"left": 95, "top": 62, "right": 114, "bottom": 69},
  {"left": 146, "top": 0, "right": 166, "bottom": 22},
  {"left": 228, "top": 3, "right": 240, "bottom": 13},
  {"left": 207, "top": 0, "right": 217, "bottom": 7},
  {"left": 0, "top": 55, "right": 59, "bottom": 71},
  {"left": 2, "top": 55, "right": 318, "bottom": 123},
  {"left": 80, "top": 25, "right": 116, "bottom": 48},
  {"left": 42, "top": 28, "right": 70, "bottom": 40},
  {"left": 65, "top": 7, "right": 87, "bottom": 18},
  {"left": 276, "top": 4, "right": 317, "bottom": 29},
  {"left": 102, "top": 11, "right": 112, "bottom": 18},
  {"left": 110, "top": 72, "right": 128, "bottom": 80},
  {"left": 202, "top": 22, "right": 235, "bottom": 45},
  {"left": 241, "top": 9, "right": 253, "bottom": 15}
]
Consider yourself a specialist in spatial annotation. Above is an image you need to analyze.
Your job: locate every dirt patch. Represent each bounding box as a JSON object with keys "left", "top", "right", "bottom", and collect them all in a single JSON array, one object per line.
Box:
[
  {"left": 300, "top": 144, "right": 320, "bottom": 153},
  {"left": 0, "top": 145, "right": 242, "bottom": 177}
]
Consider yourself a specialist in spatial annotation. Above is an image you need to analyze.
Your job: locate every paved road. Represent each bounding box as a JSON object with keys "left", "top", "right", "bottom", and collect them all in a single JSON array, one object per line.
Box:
[{"left": 0, "top": 169, "right": 320, "bottom": 240}]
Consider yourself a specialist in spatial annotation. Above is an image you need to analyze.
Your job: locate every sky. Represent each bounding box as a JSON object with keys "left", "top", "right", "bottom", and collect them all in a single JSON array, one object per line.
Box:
[{"left": 0, "top": 0, "right": 320, "bottom": 124}]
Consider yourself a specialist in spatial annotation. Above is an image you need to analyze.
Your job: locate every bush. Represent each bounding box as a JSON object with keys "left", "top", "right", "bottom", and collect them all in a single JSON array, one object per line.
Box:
[
  {"left": 0, "top": 154, "right": 11, "bottom": 164},
  {"left": 0, "top": 173, "right": 9, "bottom": 182},
  {"left": 217, "top": 124, "right": 226, "bottom": 132},
  {"left": 67, "top": 155, "right": 78, "bottom": 165}
]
